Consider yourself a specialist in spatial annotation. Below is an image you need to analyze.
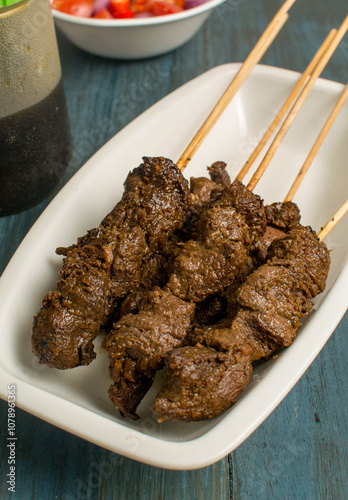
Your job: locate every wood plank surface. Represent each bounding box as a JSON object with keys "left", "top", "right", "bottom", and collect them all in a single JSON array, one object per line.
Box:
[{"left": 0, "top": 0, "right": 347, "bottom": 498}]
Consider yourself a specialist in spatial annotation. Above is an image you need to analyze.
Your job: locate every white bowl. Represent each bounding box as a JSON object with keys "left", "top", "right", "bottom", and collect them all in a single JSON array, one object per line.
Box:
[{"left": 51, "top": 0, "right": 226, "bottom": 59}]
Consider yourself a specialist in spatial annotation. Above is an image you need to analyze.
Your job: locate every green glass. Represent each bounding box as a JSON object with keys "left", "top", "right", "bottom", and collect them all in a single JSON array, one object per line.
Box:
[{"left": 0, "top": 0, "right": 71, "bottom": 216}]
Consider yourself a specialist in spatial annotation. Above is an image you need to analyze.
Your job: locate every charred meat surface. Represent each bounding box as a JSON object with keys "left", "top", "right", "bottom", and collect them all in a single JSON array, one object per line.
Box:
[
  {"left": 32, "top": 157, "right": 190, "bottom": 369},
  {"left": 152, "top": 226, "right": 330, "bottom": 421}
]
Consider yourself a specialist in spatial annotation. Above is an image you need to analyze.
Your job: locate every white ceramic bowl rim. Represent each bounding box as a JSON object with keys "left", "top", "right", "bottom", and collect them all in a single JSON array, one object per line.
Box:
[{"left": 51, "top": 0, "right": 225, "bottom": 26}]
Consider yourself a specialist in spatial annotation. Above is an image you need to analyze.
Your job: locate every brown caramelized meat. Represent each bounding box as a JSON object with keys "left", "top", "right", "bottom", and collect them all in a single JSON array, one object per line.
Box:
[
  {"left": 103, "top": 175, "right": 267, "bottom": 419},
  {"left": 152, "top": 226, "right": 330, "bottom": 421},
  {"left": 182, "top": 161, "right": 231, "bottom": 238},
  {"left": 103, "top": 287, "right": 195, "bottom": 419},
  {"left": 32, "top": 157, "right": 190, "bottom": 369},
  {"left": 167, "top": 180, "right": 266, "bottom": 302},
  {"left": 31, "top": 155, "right": 331, "bottom": 424},
  {"left": 254, "top": 201, "right": 301, "bottom": 262},
  {"left": 32, "top": 242, "right": 113, "bottom": 370},
  {"left": 208, "top": 160, "right": 232, "bottom": 186},
  {"left": 152, "top": 343, "right": 253, "bottom": 421},
  {"left": 265, "top": 201, "right": 301, "bottom": 229}
]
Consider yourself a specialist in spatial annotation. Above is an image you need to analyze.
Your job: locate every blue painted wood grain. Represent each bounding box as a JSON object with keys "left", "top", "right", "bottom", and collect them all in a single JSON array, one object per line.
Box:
[{"left": 0, "top": 0, "right": 347, "bottom": 498}]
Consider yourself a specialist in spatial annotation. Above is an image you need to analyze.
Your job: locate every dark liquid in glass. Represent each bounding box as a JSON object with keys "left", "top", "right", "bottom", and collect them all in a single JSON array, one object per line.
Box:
[{"left": 0, "top": 79, "right": 71, "bottom": 216}]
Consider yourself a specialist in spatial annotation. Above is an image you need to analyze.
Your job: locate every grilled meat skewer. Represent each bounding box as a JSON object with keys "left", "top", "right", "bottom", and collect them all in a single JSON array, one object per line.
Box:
[
  {"left": 32, "top": 157, "right": 190, "bottom": 369},
  {"left": 101, "top": 164, "right": 233, "bottom": 419},
  {"left": 152, "top": 226, "right": 330, "bottom": 421},
  {"left": 103, "top": 168, "right": 267, "bottom": 419}
]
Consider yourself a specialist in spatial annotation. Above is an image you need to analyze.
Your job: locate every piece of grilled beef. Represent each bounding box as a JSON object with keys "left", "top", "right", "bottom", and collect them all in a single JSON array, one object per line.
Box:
[
  {"left": 32, "top": 157, "right": 190, "bottom": 369},
  {"left": 254, "top": 201, "right": 301, "bottom": 262},
  {"left": 102, "top": 287, "right": 195, "bottom": 419},
  {"left": 265, "top": 201, "right": 301, "bottom": 229},
  {"left": 190, "top": 201, "right": 302, "bottom": 329},
  {"left": 167, "top": 180, "right": 266, "bottom": 302},
  {"left": 208, "top": 160, "right": 232, "bottom": 186},
  {"left": 179, "top": 161, "right": 231, "bottom": 241},
  {"left": 152, "top": 226, "right": 330, "bottom": 421}
]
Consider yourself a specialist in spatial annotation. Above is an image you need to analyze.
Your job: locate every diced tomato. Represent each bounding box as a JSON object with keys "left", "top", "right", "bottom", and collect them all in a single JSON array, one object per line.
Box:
[
  {"left": 53, "top": 0, "right": 94, "bottom": 17},
  {"left": 112, "top": 9, "right": 134, "bottom": 17},
  {"left": 93, "top": 7, "right": 114, "bottom": 18},
  {"left": 109, "top": 0, "right": 131, "bottom": 14},
  {"left": 147, "top": 0, "right": 183, "bottom": 16}
]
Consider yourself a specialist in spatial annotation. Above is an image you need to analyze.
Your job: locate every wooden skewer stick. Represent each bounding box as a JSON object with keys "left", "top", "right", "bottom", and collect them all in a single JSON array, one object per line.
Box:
[
  {"left": 176, "top": 0, "right": 297, "bottom": 172},
  {"left": 317, "top": 199, "right": 348, "bottom": 241},
  {"left": 284, "top": 82, "right": 348, "bottom": 202},
  {"left": 246, "top": 14, "right": 348, "bottom": 192},
  {"left": 236, "top": 29, "right": 337, "bottom": 182}
]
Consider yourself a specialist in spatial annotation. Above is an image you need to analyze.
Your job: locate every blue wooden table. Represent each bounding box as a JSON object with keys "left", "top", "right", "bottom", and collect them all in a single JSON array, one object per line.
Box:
[{"left": 1, "top": 0, "right": 347, "bottom": 498}]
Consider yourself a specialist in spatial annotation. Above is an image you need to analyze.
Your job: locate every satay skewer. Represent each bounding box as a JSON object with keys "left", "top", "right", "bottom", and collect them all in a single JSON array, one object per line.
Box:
[
  {"left": 284, "top": 82, "right": 348, "bottom": 202},
  {"left": 152, "top": 179, "right": 348, "bottom": 424},
  {"left": 102, "top": 70, "right": 347, "bottom": 420},
  {"left": 176, "top": 0, "right": 297, "bottom": 172},
  {"left": 246, "top": 15, "right": 348, "bottom": 192},
  {"left": 236, "top": 28, "right": 338, "bottom": 182},
  {"left": 153, "top": 198, "right": 348, "bottom": 423},
  {"left": 104, "top": 13, "right": 348, "bottom": 421},
  {"left": 317, "top": 199, "right": 348, "bottom": 241},
  {"left": 31, "top": 0, "right": 297, "bottom": 373}
]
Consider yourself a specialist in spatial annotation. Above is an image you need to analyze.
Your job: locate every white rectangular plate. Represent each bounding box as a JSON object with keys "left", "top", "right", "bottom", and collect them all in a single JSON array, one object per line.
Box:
[{"left": 0, "top": 64, "right": 347, "bottom": 470}]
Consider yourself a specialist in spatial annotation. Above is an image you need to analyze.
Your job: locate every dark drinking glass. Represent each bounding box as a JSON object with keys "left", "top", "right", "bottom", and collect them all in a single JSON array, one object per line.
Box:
[{"left": 0, "top": 0, "right": 71, "bottom": 216}]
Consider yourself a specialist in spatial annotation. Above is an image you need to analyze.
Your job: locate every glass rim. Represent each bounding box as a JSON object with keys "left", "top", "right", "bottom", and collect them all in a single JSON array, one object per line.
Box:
[{"left": 0, "top": 0, "right": 30, "bottom": 17}]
